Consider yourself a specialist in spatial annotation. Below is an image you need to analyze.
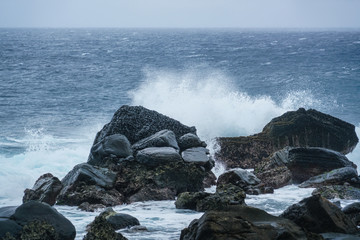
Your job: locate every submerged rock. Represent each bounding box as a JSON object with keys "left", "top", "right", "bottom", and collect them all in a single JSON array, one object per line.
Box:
[
  {"left": 280, "top": 194, "right": 358, "bottom": 234},
  {"left": 23, "top": 173, "right": 63, "bottom": 206},
  {"left": 216, "top": 108, "right": 358, "bottom": 169},
  {"left": 88, "top": 134, "right": 132, "bottom": 167},
  {"left": 93, "top": 105, "right": 197, "bottom": 145},
  {"left": 180, "top": 205, "right": 310, "bottom": 240}
]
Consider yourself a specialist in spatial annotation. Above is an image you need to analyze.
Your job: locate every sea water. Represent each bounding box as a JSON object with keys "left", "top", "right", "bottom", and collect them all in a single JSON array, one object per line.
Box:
[{"left": 1, "top": 29, "right": 360, "bottom": 239}]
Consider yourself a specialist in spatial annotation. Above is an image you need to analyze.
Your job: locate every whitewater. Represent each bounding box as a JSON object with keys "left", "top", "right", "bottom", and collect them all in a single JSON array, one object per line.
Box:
[{"left": 1, "top": 29, "right": 359, "bottom": 239}]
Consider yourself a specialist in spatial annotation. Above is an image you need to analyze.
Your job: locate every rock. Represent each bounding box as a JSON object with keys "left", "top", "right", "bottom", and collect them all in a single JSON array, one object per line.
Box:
[
  {"left": 342, "top": 202, "right": 360, "bottom": 227},
  {"left": 312, "top": 185, "right": 360, "bottom": 200},
  {"left": 256, "top": 147, "right": 356, "bottom": 186},
  {"left": 255, "top": 165, "right": 292, "bottom": 189},
  {"left": 215, "top": 108, "right": 359, "bottom": 169},
  {"left": 181, "top": 147, "right": 214, "bottom": 171},
  {"left": 217, "top": 169, "right": 261, "bottom": 188},
  {"left": 175, "top": 192, "right": 212, "bottom": 211},
  {"left": 280, "top": 194, "right": 358, "bottom": 234},
  {"left": 0, "top": 219, "right": 22, "bottom": 239},
  {"left": 114, "top": 160, "right": 209, "bottom": 203},
  {"left": 10, "top": 201, "right": 76, "bottom": 240},
  {"left": 93, "top": 105, "right": 196, "bottom": 145},
  {"left": 202, "top": 171, "right": 217, "bottom": 188},
  {"left": 180, "top": 205, "right": 310, "bottom": 240},
  {"left": 135, "top": 147, "right": 182, "bottom": 167},
  {"left": 88, "top": 134, "right": 132, "bottom": 167},
  {"left": 300, "top": 167, "right": 359, "bottom": 188},
  {"left": 99, "top": 208, "right": 140, "bottom": 230},
  {"left": 175, "top": 184, "right": 246, "bottom": 212},
  {"left": 321, "top": 232, "right": 360, "bottom": 240},
  {"left": 83, "top": 211, "right": 127, "bottom": 240},
  {"left": 23, "top": 173, "right": 63, "bottom": 206},
  {"left": 178, "top": 133, "right": 206, "bottom": 151},
  {"left": 78, "top": 202, "right": 106, "bottom": 212},
  {"left": 132, "top": 129, "right": 179, "bottom": 152},
  {"left": 57, "top": 163, "right": 122, "bottom": 206}
]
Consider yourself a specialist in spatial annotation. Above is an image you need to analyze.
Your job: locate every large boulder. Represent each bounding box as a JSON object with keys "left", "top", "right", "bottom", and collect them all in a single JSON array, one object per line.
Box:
[
  {"left": 280, "top": 194, "right": 358, "bottom": 234},
  {"left": 132, "top": 129, "right": 179, "bottom": 152},
  {"left": 215, "top": 108, "right": 358, "bottom": 169},
  {"left": 1, "top": 201, "right": 76, "bottom": 240},
  {"left": 23, "top": 173, "right": 63, "bottom": 206},
  {"left": 299, "top": 167, "right": 359, "bottom": 188},
  {"left": 135, "top": 147, "right": 182, "bottom": 167},
  {"left": 93, "top": 105, "right": 197, "bottom": 145},
  {"left": 57, "top": 163, "right": 123, "bottom": 206},
  {"left": 180, "top": 205, "right": 311, "bottom": 240},
  {"left": 88, "top": 134, "right": 132, "bottom": 167},
  {"left": 217, "top": 169, "right": 261, "bottom": 188},
  {"left": 256, "top": 147, "right": 356, "bottom": 186}
]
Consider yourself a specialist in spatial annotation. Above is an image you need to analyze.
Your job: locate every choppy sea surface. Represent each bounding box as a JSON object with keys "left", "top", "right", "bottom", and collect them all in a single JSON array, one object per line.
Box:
[{"left": 1, "top": 29, "right": 360, "bottom": 239}]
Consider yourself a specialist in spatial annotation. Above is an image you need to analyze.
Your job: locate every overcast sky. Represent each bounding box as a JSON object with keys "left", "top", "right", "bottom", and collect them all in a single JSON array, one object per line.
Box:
[{"left": 1, "top": 0, "right": 359, "bottom": 28}]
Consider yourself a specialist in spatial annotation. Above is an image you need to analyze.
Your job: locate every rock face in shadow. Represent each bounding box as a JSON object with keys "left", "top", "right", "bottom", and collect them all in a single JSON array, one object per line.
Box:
[
  {"left": 299, "top": 167, "right": 359, "bottom": 188},
  {"left": 215, "top": 108, "right": 358, "bottom": 169},
  {"left": 0, "top": 201, "right": 76, "bottom": 240},
  {"left": 280, "top": 194, "right": 358, "bottom": 234},
  {"left": 175, "top": 184, "right": 246, "bottom": 212},
  {"left": 312, "top": 185, "right": 360, "bottom": 200},
  {"left": 255, "top": 147, "right": 356, "bottom": 188},
  {"left": 180, "top": 205, "right": 311, "bottom": 240},
  {"left": 23, "top": 173, "right": 63, "bottom": 206},
  {"left": 342, "top": 202, "right": 360, "bottom": 228},
  {"left": 93, "top": 105, "right": 196, "bottom": 145}
]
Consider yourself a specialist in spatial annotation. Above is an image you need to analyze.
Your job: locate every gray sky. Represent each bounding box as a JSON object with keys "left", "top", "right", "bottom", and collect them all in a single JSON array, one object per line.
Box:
[{"left": 1, "top": 0, "right": 360, "bottom": 28}]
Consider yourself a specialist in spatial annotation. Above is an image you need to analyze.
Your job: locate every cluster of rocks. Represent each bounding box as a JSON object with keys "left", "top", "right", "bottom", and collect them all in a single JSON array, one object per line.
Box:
[{"left": 2, "top": 105, "right": 360, "bottom": 240}]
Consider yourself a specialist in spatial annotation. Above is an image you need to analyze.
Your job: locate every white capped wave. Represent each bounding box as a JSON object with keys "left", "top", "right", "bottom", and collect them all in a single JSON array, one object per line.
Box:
[
  {"left": 0, "top": 124, "right": 102, "bottom": 205},
  {"left": 130, "top": 68, "right": 328, "bottom": 140}
]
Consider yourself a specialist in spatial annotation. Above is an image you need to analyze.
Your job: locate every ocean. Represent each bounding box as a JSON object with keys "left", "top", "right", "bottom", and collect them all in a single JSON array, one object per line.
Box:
[{"left": 1, "top": 28, "right": 359, "bottom": 239}]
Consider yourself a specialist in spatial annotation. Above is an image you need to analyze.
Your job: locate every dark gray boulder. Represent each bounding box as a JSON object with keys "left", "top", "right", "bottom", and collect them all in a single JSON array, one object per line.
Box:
[
  {"left": 135, "top": 147, "right": 182, "bottom": 167},
  {"left": 23, "top": 173, "right": 63, "bottom": 206},
  {"left": 132, "top": 129, "right": 179, "bottom": 152},
  {"left": 216, "top": 108, "right": 359, "bottom": 169},
  {"left": 181, "top": 147, "right": 214, "bottom": 171},
  {"left": 88, "top": 134, "right": 132, "bottom": 167},
  {"left": 93, "top": 105, "right": 197, "bottom": 145},
  {"left": 342, "top": 202, "right": 360, "bottom": 227},
  {"left": 257, "top": 147, "right": 356, "bottom": 185},
  {"left": 217, "top": 169, "right": 261, "bottom": 188},
  {"left": 299, "top": 167, "right": 359, "bottom": 188},
  {"left": 100, "top": 208, "right": 140, "bottom": 230},
  {"left": 0, "top": 219, "right": 22, "bottom": 239},
  {"left": 280, "top": 194, "right": 358, "bottom": 234},
  {"left": 180, "top": 205, "right": 310, "bottom": 240},
  {"left": 10, "top": 201, "right": 76, "bottom": 240},
  {"left": 175, "top": 184, "right": 246, "bottom": 212},
  {"left": 57, "top": 163, "right": 122, "bottom": 206},
  {"left": 178, "top": 133, "right": 206, "bottom": 151}
]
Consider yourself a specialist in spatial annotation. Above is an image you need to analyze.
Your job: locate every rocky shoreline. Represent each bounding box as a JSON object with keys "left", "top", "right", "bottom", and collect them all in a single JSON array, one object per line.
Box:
[{"left": 1, "top": 105, "right": 359, "bottom": 240}]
